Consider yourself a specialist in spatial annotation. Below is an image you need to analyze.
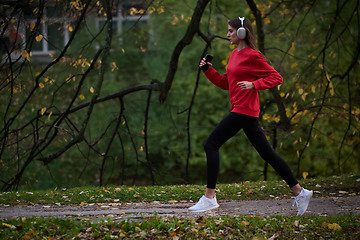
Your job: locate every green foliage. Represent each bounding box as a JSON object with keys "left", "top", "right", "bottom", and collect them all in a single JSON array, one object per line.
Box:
[
  {"left": 1, "top": 0, "right": 359, "bottom": 190},
  {"left": 1, "top": 214, "right": 359, "bottom": 239},
  {"left": 1, "top": 176, "right": 359, "bottom": 239},
  {"left": 1, "top": 175, "right": 358, "bottom": 205}
]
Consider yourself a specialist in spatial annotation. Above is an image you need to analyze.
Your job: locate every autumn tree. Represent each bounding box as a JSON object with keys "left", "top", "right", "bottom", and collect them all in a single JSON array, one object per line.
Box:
[{"left": 0, "top": 0, "right": 359, "bottom": 191}]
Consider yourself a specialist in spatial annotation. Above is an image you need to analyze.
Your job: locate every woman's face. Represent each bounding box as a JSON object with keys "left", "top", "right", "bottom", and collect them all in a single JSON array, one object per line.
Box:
[{"left": 227, "top": 24, "right": 240, "bottom": 45}]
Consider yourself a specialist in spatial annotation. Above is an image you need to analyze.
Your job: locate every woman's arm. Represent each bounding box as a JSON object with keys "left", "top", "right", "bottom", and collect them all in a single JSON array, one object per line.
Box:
[
  {"left": 251, "top": 53, "right": 283, "bottom": 90},
  {"left": 200, "top": 58, "right": 229, "bottom": 90}
]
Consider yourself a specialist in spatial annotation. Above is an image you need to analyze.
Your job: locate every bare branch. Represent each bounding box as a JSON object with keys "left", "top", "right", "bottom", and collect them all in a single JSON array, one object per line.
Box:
[{"left": 159, "top": 0, "right": 211, "bottom": 103}]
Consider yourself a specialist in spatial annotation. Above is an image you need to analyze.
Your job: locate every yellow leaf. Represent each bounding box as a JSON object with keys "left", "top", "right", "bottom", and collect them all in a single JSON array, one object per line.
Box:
[
  {"left": 328, "top": 223, "right": 342, "bottom": 231},
  {"left": 329, "top": 81, "right": 335, "bottom": 96},
  {"left": 30, "top": 22, "right": 36, "bottom": 31},
  {"left": 301, "top": 93, "right": 307, "bottom": 101},
  {"left": 66, "top": 75, "right": 75, "bottom": 83},
  {"left": 90, "top": 87, "right": 94, "bottom": 93},
  {"left": 128, "top": 187, "right": 135, "bottom": 191},
  {"left": 171, "top": 15, "right": 179, "bottom": 25},
  {"left": 21, "top": 49, "right": 31, "bottom": 61},
  {"left": 2, "top": 223, "right": 13, "bottom": 228},
  {"left": 35, "top": 34, "right": 43, "bottom": 42},
  {"left": 298, "top": 88, "right": 304, "bottom": 95},
  {"left": 280, "top": 92, "right": 285, "bottom": 98},
  {"left": 39, "top": 82, "right": 45, "bottom": 88},
  {"left": 291, "top": 62, "right": 298, "bottom": 68},
  {"left": 302, "top": 172, "right": 309, "bottom": 179},
  {"left": 289, "top": 42, "right": 295, "bottom": 53},
  {"left": 79, "top": 94, "right": 85, "bottom": 100},
  {"left": 135, "top": 226, "right": 141, "bottom": 232},
  {"left": 241, "top": 221, "right": 250, "bottom": 226},
  {"left": 140, "top": 146, "right": 144, "bottom": 151},
  {"left": 157, "top": 6, "right": 165, "bottom": 14},
  {"left": 48, "top": 111, "right": 52, "bottom": 120},
  {"left": 311, "top": 85, "right": 316, "bottom": 93},
  {"left": 111, "top": 62, "right": 118, "bottom": 72},
  {"left": 264, "top": 18, "right": 271, "bottom": 24},
  {"left": 325, "top": 71, "right": 331, "bottom": 82},
  {"left": 41, "top": 107, "right": 46, "bottom": 116}
]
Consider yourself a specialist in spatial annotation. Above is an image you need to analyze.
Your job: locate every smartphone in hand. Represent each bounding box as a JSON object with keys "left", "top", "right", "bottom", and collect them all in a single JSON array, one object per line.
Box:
[{"left": 200, "top": 54, "right": 213, "bottom": 71}]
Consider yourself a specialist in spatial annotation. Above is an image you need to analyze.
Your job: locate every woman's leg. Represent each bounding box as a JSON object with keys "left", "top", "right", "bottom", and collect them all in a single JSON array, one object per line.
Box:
[
  {"left": 204, "top": 113, "right": 246, "bottom": 195},
  {"left": 243, "top": 117, "right": 299, "bottom": 189}
]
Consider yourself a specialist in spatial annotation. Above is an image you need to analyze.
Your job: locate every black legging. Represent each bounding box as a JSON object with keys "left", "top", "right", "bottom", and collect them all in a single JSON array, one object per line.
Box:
[{"left": 204, "top": 112, "right": 298, "bottom": 189}]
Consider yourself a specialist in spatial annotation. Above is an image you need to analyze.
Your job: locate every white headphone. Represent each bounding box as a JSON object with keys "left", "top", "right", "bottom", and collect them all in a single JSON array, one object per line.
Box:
[{"left": 237, "top": 17, "right": 246, "bottom": 39}]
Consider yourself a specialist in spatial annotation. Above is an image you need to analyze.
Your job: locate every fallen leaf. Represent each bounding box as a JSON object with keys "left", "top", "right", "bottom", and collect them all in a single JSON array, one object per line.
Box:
[
  {"left": 2, "top": 223, "right": 13, "bottom": 228},
  {"left": 294, "top": 220, "right": 299, "bottom": 227},
  {"left": 268, "top": 234, "right": 278, "bottom": 240},
  {"left": 328, "top": 223, "right": 342, "bottom": 231},
  {"left": 241, "top": 221, "right": 250, "bottom": 226}
]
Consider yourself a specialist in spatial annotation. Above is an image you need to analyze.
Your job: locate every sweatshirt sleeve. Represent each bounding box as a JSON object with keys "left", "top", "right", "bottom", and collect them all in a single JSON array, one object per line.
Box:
[
  {"left": 203, "top": 67, "right": 229, "bottom": 90},
  {"left": 251, "top": 53, "right": 283, "bottom": 90}
]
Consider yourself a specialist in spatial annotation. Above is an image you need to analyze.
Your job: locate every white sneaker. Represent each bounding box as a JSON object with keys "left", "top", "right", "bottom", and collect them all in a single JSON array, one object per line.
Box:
[
  {"left": 293, "top": 188, "right": 313, "bottom": 216},
  {"left": 188, "top": 195, "right": 219, "bottom": 212}
]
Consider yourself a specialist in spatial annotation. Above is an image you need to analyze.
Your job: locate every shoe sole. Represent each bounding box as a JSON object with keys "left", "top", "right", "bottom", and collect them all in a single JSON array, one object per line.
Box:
[{"left": 188, "top": 204, "right": 219, "bottom": 213}]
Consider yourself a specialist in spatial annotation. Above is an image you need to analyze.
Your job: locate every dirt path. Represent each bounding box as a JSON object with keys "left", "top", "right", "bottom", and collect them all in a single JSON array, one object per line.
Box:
[{"left": 1, "top": 196, "right": 359, "bottom": 222}]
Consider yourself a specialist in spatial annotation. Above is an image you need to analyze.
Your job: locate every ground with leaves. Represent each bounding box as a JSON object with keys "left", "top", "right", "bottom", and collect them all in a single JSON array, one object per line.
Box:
[{"left": 1, "top": 175, "right": 359, "bottom": 239}]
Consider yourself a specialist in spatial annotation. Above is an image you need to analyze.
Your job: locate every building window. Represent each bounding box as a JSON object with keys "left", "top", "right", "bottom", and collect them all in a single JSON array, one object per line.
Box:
[
  {"left": 25, "top": 5, "right": 70, "bottom": 59},
  {"left": 96, "top": 0, "right": 149, "bottom": 36}
]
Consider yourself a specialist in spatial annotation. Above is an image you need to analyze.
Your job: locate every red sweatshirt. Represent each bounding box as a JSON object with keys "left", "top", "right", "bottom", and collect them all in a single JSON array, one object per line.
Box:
[{"left": 204, "top": 47, "right": 283, "bottom": 118}]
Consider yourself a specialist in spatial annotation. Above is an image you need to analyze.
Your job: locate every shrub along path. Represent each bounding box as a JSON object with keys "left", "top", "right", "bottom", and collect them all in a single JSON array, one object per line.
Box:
[{"left": 1, "top": 196, "right": 359, "bottom": 222}]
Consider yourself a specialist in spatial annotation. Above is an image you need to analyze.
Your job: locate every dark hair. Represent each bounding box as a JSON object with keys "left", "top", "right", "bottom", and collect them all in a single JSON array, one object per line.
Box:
[{"left": 228, "top": 17, "right": 269, "bottom": 62}]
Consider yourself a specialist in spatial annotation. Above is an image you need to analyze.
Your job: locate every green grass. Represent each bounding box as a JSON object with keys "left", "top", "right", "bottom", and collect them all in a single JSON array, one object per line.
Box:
[
  {"left": 0, "top": 174, "right": 359, "bottom": 205},
  {"left": 0, "top": 175, "right": 359, "bottom": 239},
  {"left": 1, "top": 214, "right": 359, "bottom": 239}
]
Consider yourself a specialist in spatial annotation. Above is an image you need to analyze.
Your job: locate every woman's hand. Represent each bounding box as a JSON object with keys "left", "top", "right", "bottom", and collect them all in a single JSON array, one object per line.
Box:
[
  {"left": 237, "top": 81, "right": 255, "bottom": 90},
  {"left": 199, "top": 58, "right": 212, "bottom": 69}
]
